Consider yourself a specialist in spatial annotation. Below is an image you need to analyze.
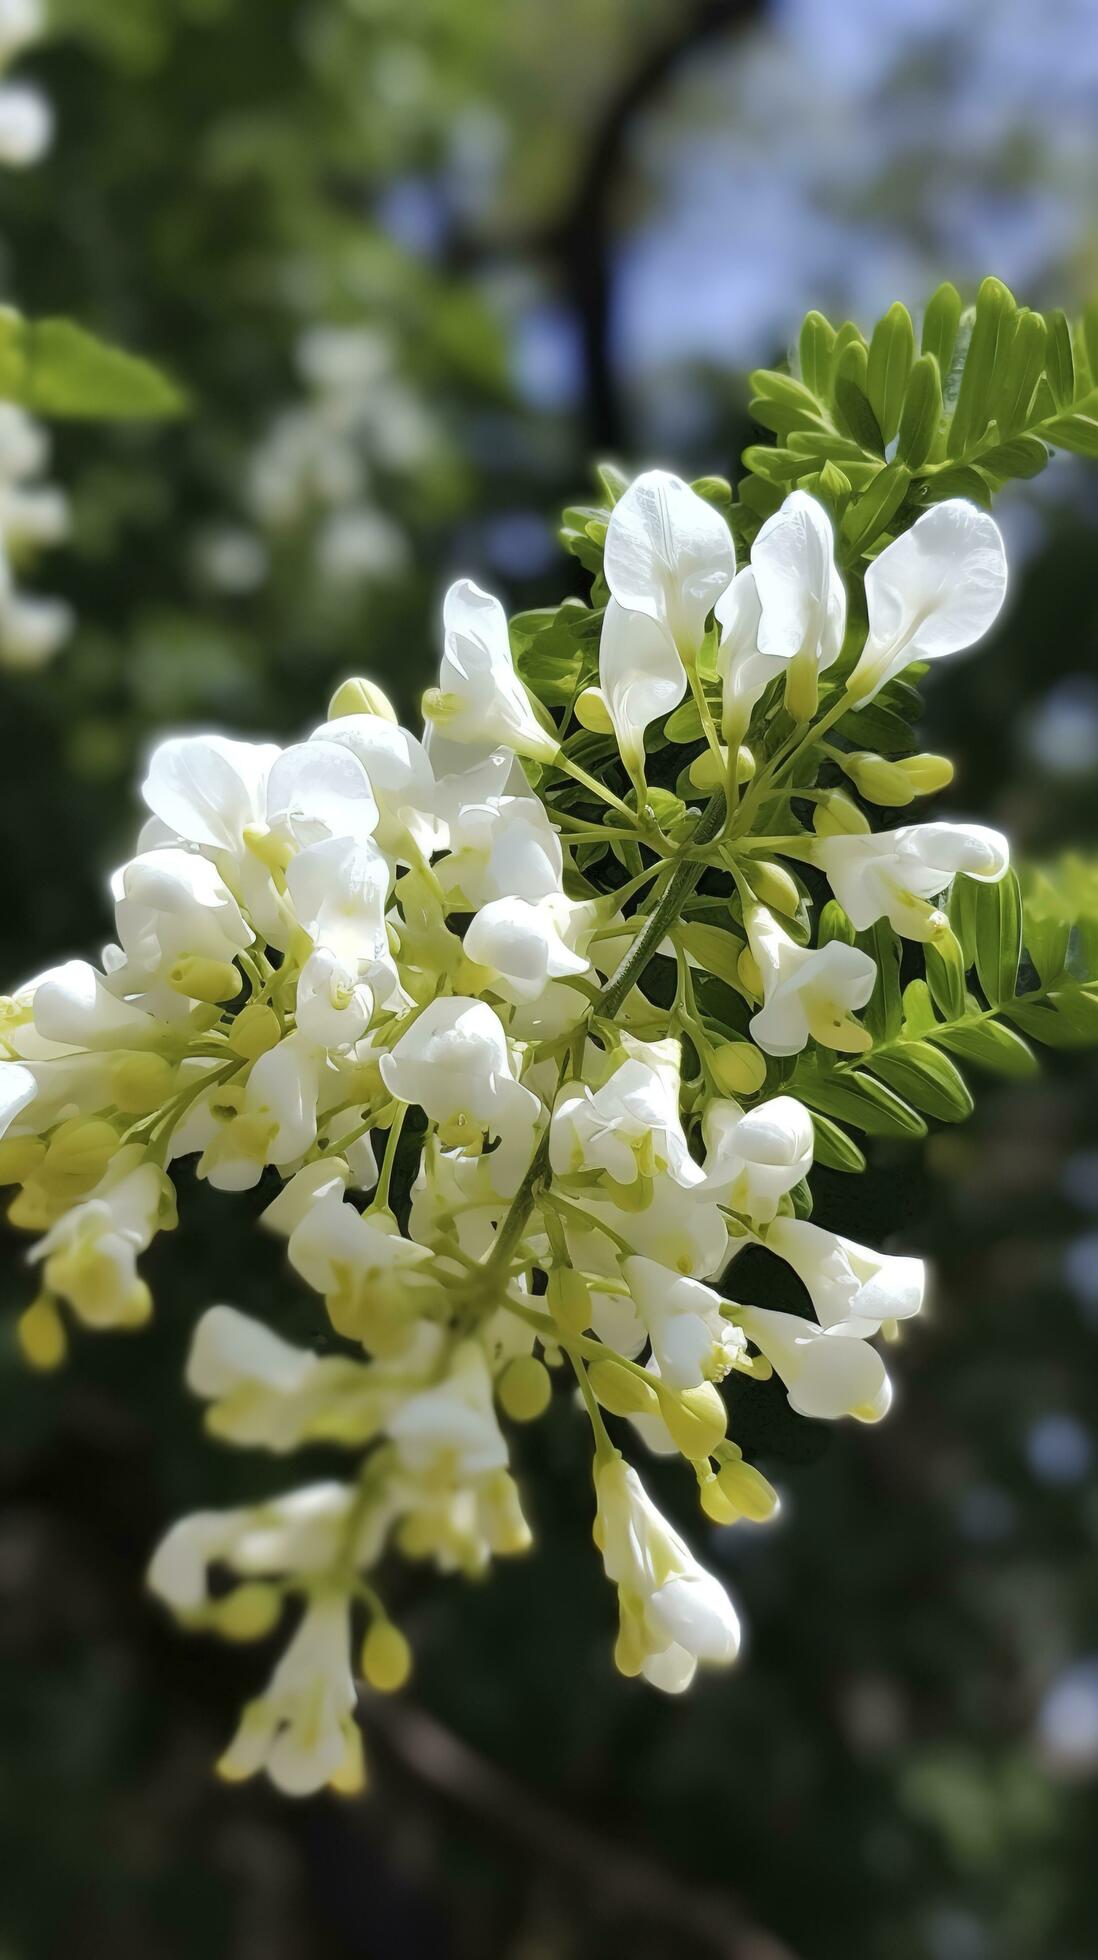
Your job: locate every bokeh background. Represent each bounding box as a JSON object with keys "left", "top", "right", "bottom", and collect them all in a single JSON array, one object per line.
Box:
[{"left": 2, "top": 2, "right": 1098, "bottom": 1956}]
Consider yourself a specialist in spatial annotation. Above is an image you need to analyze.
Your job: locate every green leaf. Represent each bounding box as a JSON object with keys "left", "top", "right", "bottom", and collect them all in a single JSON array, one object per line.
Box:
[
  {"left": 809, "top": 1111, "right": 866, "bottom": 1174},
  {"left": 799, "top": 312, "right": 836, "bottom": 399},
  {"left": 948, "top": 874, "right": 980, "bottom": 969},
  {"left": 1005, "top": 987, "right": 1098, "bottom": 1048},
  {"left": 818, "top": 900, "right": 856, "bottom": 948},
  {"left": 867, "top": 303, "right": 915, "bottom": 446},
  {"left": 833, "top": 342, "right": 884, "bottom": 454},
  {"left": 976, "top": 435, "right": 1049, "bottom": 481},
  {"left": 948, "top": 277, "right": 1016, "bottom": 459},
  {"left": 924, "top": 934, "right": 968, "bottom": 1021},
  {"left": 932, "top": 1017, "right": 1037, "bottom": 1078},
  {"left": 864, "top": 1041, "right": 973, "bottom": 1122},
  {"left": 840, "top": 701, "right": 917, "bottom": 755},
  {"left": 794, "top": 1064, "right": 927, "bottom": 1139},
  {"left": 921, "top": 283, "right": 962, "bottom": 373},
  {"left": 1044, "top": 309, "right": 1075, "bottom": 408},
  {"left": 859, "top": 920, "right": 903, "bottom": 1043},
  {"left": 973, "top": 871, "right": 1022, "bottom": 1007},
  {"left": 901, "top": 978, "right": 938, "bottom": 1037},
  {"left": 664, "top": 698, "right": 704, "bottom": 744},
  {"left": 1041, "top": 392, "right": 1098, "bottom": 458},
  {"left": 0, "top": 315, "right": 186, "bottom": 418},
  {"left": 896, "top": 355, "right": 943, "bottom": 469},
  {"left": 915, "top": 464, "right": 994, "bottom": 509},
  {"left": 990, "top": 308, "right": 1046, "bottom": 437},
  {"left": 841, "top": 463, "right": 911, "bottom": 554}
]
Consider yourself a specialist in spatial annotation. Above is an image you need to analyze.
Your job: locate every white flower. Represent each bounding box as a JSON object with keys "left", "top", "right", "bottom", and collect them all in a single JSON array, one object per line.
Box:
[
  {"left": 464, "top": 894, "right": 592, "bottom": 1005},
  {"left": 603, "top": 470, "right": 735, "bottom": 668},
  {"left": 30, "top": 1144, "right": 168, "bottom": 1327},
  {"left": 186, "top": 1304, "right": 436, "bottom": 1452},
  {"left": 0, "top": 1059, "right": 35, "bottom": 1138},
  {"left": 287, "top": 1190, "right": 434, "bottom": 1348},
  {"left": 598, "top": 597, "right": 687, "bottom": 775},
  {"left": 698, "top": 1094, "right": 814, "bottom": 1222},
  {"left": 380, "top": 998, "right": 540, "bottom": 1182},
  {"left": 424, "top": 579, "right": 558, "bottom": 762},
  {"left": 148, "top": 1483, "right": 355, "bottom": 1614},
  {"left": 294, "top": 947, "right": 373, "bottom": 1047},
  {"left": 388, "top": 1340, "right": 509, "bottom": 1479},
  {"left": 311, "top": 712, "right": 443, "bottom": 861},
  {"left": 849, "top": 500, "right": 1008, "bottom": 702},
  {"left": 284, "top": 833, "right": 398, "bottom": 995},
  {"left": 109, "top": 848, "right": 253, "bottom": 1008},
  {"left": 0, "top": 81, "right": 51, "bottom": 166},
  {"left": 746, "top": 491, "right": 846, "bottom": 719},
  {"left": 594, "top": 1457, "right": 740, "bottom": 1691},
  {"left": 715, "top": 568, "right": 783, "bottom": 747},
  {"left": 736, "top": 1305, "right": 891, "bottom": 1422},
  {"left": 0, "top": 0, "right": 45, "bottom": 63},
  {"left": 440, "top": 791, "right": 564, "bottom": 909},
  {"left": 141, "top": 734, "right": 282, "bottom": 854},
  {"left": 582, "top": 1177, "right": 731, "bottom": 1280},
  {"left": 623, "top": 1255, "right": 743, "bottom": 1389},
  {"left": 764, "top": 1216, "right": 926, "bottom": 1335},
  {"left": 550, "top": 1036, "right": 703, "bottom": 1190},
  {"left": 32, "top": 959, "right": 163, "bottom": 1051},
  {"left": 241, "top": 1034, "right": 323, "bottom": 1169},
  {"left": 746, "top": 905, "right": 876, "bottom": 1056},
  {"left": 813, "top": 821, "right": 1010, "bottom": 940},
  {"left": 218, "top": 1593, "right": 362, "bottom": 1796}
]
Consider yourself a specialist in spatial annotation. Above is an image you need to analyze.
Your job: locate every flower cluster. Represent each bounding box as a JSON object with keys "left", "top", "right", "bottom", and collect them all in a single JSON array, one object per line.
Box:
[{"left": 1, "top": 463, "right": 1014, "bottom": 1796}]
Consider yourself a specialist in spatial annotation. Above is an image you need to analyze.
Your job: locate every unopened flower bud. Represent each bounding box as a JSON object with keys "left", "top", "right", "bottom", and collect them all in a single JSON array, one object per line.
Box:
[
  {"left": 843, "top": 751, "right": 916, "bottom": 806},
  {"left": 738, "top": 946, "right": 763, "bottom": 998},
  {"left": 698, "top": 1472, "right": 741, "bottom": 1525},
  {"left": 575, "top": 686, "right": 614, "bottom": 734},
  {"left": 589, "top": 1357, "right": 659, "bottom": 1419},
  {"left": 715, "top": 1456, "right": 780, "bottom": 1523},
  {"left": 17, "top": 1294, "right": 67, "bottom": 1372},
  {"left": 217, "top": 1583, "right": 281, "bottom": 1642},
  {"left": 44, "top": 1117, "right": 118, "bottom": 1181},
  {"left": 327, "top": 676, "right": 398, "bottom": 723},
  {"left": 168, "top": 957, "right": 243, "bottom": 1005},
  {"left": 708, "top": 1041, "right": 768, "bottom": 1097},
  {"left": 813, "top": 789, "right": 871, "bottom": 838},
  {"left": 228, "top": 1002, "right": 282, "bottom": 1061},
  {"left": 748, "top": 859, "right": 801, "bottom": 915},
  {"left": 658, "top": 1380, "right": 727, "bottom": 1460},
  {"left": 0, "top": 1135, "right": 45, "bottom": 1184},
  {"left": 548, "top": 1267, "right": 591, "bottom": 1338},
  {"left": 110, "top": 1052, "right": 176, "bottom": 1116},
  {"left": 898, "top": 752, "right": 954, "bottom": 795},
  {"left": 361, "top": 1620, "right": 413, "bottom": 1693},
  {"left": 498, "top": 1355, "right": 552, "bottom": 1423}
]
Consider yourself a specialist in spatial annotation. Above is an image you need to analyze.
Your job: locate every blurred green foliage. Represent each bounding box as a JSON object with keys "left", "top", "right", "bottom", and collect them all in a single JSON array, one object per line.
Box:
[{"left": 2, "top": 5, "right": 1098, "bottom": 1960}]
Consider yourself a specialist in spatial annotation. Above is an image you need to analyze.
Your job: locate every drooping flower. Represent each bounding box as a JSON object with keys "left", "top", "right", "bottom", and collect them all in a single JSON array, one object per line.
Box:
[
  {"left": 218, "top": 1593, "right": 363, "bottom": 1796},
  {"left": 764, "top": 1215, "right": 926, "bottom": 1335},
  {"left": 593, "top": 1456, "right": 740, "bottom": 1692},
  {"left": 598, "top": 597, "right": 688, "bottom": 777},
  {"left": 745, "top": 905, "right": 877, "bottom": 1056},
  {"left": 813, "top": 821, "right": 1010, "bottom": 939},
  {"left": 735, "top": 1305, "right": 892, "bottom": 1422},
  {"left": 698, "top": 1094, "right": 814, "bottom": 1222},
  {"left": 380, "top": 997, "right": 540, "bottom": 1185},
  {"left": 550, "top": 1036, "right": 704, "bottom": 1190},
  {"left": 603, "top": 470, "right": 736, "bottom": 668},
  {"left": 623, "top": 1255, "right": 743, "bottom": 1389}
]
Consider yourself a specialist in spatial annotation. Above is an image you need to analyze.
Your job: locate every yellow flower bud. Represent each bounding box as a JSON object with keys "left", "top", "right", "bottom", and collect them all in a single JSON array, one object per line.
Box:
[
  {"left": 168, "top": 957, "right": 243, "bottom": 1005},
  {"left": 897, "top": 752, "right": 955, "bottom": 795},
  {"left": 708, "top": 1041, "right": 768, "bottom": 1097},
  {"left": 216, "top": 1583, "right": 282, "bottom": 1642},
  {"left": 228, "top": 1002, "right": 281, "bottom": 1060},
  {"left": 0, "top": 1135, "right": 45, "bottom": 1185},
  {"left": 110, "top": 1052, "right": 176, "bottom": 1116},
  {"left": 737, "top": 946, "right": 762, "bottom": 999},
  {"left": 698, "top": 1472, "right": 741, "bottom": 1525},
  {"left": 361, "top": 1620, "right": 413, "bottom": 1694},
  {"left": 716, "top": 1456, "right": 780, "bottom": 1523},
  {"left": 589, "top": 1357, "right": 659, "bottom": 1419},
  {"left": 812, "top": 789, "right": 871, "bottom": 838},
  {"left": 748, "top": 859, "right": 801, "bottom": 916},
  {"left": 44, "top": 1117, "right": 119, "bottom": 1181},
  {"left": 575, "top": 686, "right": 614, "bottom": 734},
  {"left": 8, "top": 1182, "right": 55, "bottom": 1231},
  {"left": 658, "top": 1380, "right": 727, "bottom": 1460},
  {"left": 328, "top": 676, "right": 398, "bottom": 723},
  {"left": 548, "top": 1266, "right": 591, "bottom": 1339},
  {"left": 843, "top": 751, "right": 916, "bottom": 806},
  {"left": 17, "top": 1294, "right": 67, "bottom": 1371},
  {"left": 498, "top": 1355, "right": 552, "bottom": 1423},
  {"left": 687, "top": 746, "right": 727, "bottom": 791}
]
